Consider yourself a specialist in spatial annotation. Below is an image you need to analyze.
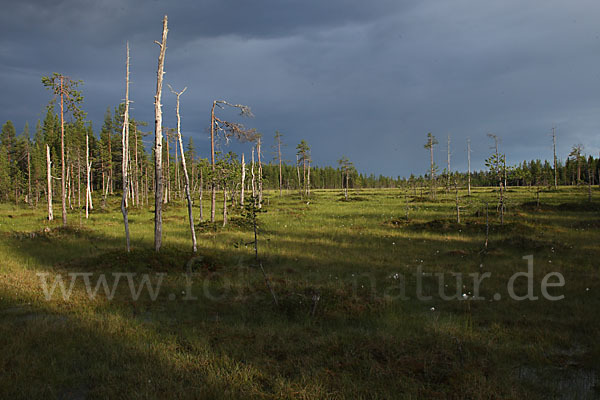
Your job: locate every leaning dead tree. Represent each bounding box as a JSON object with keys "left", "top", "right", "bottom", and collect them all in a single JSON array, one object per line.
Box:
[
  {"left": 168, "top": 85, "right": 197, "bottom": 252},
  {"left": 209, "top": 100, "right": 257, "bottom": 222},
  {"left": 154, "top": 15, "right": 168, "bottom": 252},
  {"left": 121, "top": 42, "right": 131, "bottom": 252}
]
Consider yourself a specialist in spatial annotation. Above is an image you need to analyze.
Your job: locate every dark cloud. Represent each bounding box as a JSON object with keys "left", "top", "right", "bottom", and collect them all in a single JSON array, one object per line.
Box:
[{"left": 1, "top": 0, "right": 599, "bottom": 176}]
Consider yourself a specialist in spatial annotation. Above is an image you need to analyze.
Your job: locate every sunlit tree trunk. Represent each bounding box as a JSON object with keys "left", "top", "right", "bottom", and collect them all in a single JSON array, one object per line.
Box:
[
  {"left": 257, "top": 137, "right": 263, "bottom": 208},
  {"left": 240, "top": 153, "right": 245, "bottom": 207},
  {"left": 467, "top": 138, "right": 471, "bottom": 196},
  {"left": 170, "top": 85, "right": 197, "bottom": 252},
  {"left": 121, "top": 41, "right": 131, "bottom": 252},
  {"left": 199, "top": 168, "right": 203, "bottom": 221},
  {"left": 46, "top": 145, "right": 53, "bottom": 221},
  {"left": 251, "top": 146, "right": 256, "bottom": 198},
  {"left": 154, "top": 15, "right": 168, "bottom": 252},
  {"left": 210, "top": 101, "right": 216, "bottom": 222},
  {"left": 85, "top": 133, "right": 90, "bottom": 218}
]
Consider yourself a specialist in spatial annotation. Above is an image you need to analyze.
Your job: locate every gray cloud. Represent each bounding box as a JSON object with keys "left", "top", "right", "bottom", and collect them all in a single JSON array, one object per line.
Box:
[{"left": 1, "top": 0, "right": 599, "bottom": 176}]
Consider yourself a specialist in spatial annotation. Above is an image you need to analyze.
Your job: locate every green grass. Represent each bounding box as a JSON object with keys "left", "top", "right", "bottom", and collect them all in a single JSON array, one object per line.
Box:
[{"left": 0, "top": 186, "right": 598, "bottom": 399}]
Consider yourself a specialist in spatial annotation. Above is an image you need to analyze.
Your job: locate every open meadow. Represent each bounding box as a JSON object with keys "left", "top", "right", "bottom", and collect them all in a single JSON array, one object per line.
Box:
[{"left": 0, "top": 186, "right": 598, "bottom": 399}]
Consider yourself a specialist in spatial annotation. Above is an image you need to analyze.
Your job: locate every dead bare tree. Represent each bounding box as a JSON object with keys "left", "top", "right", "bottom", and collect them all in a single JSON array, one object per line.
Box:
[
  {"left": 467, "top": 138, "right": 472, "bottom": 196},
  {"left": 154, "top": 15, "right": 168, "bottom": 252},
  {"left": 209, "top": 100, "right": 256, "bottom": 222},
  {"left": 168, "top": 85, "right": 197, "bottom": 252},
  {"left": 240, "top": 152, "right": 246, "bottom": 206},
  {"left": 121, "top": 42, "right": 131, "bottom": 252},
  {"left": 199, "top": 166, "right": 204, "bottom": 221},
  {"left": 447, "top": 134, "right": 451, "bottom": 193},
  {"left": 588, "top": 159, "right": 593, "bottom": 202},
  {"left": 455, "top": 181, "right": 461, "bottom": 223},
  {"left": 85, "top": 132, "right": 91, "bottom": 219},
  {"left": 552, "top": 125, "right": 558, "bottom": 189},
  {"left": 257, "top": 136, "right": 263, "bottom": 208},
  {"left": 251, "top": 146, "right": 256, "bottom": 198},
  {"left": 274, "top": 131, "right": 284, "bottom": 197},
  {"left": 46, "top": 145, "right": 53, "bottom": 221}
]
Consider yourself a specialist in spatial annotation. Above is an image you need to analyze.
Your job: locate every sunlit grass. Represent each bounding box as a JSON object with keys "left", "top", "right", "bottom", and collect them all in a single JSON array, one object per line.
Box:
[{"left": 0, "top": 186, "right": 598, "bottom": 398}]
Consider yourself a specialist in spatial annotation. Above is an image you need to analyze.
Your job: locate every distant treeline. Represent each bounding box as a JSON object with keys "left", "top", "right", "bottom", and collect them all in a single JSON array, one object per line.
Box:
[{"left": 1, "top": 106, "right": 599, "bottom": 204}]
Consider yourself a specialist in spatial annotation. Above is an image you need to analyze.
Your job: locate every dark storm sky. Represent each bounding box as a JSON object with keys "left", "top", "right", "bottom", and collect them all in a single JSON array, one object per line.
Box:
[{"left": 1, "top": 0, "right": 600, "bottom": 176}]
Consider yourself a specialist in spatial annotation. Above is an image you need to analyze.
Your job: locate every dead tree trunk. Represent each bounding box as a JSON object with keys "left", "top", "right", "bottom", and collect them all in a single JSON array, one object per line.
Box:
[
  {"left": 296, "top": 155, "right": 301, "bottom": 197},
  {"left": 108, "top": 127, "right": 113, "bottom": 195},
  {"left": 307, "top": 160, "right": 311, "bottom": 197},
  {"left": 455, "top": 182, "right": 460, "bottom": 223},
  {"left": 405, "top": 190, "right": 409, "bottom": 220},
  {"left": 484, "top": 202, "right": 489, "bottom": 249},
  {"left": 344, "top": 169, "right": 349, "bottom": 201},
  {"left": 276, "top": 132, "right": 283, "bottom": 197},
  {"left": 240, "top": 153, "right": 245, "bottom": 207},
  {"left": 588, "top": 163, "right": 593, "bottom": 202},
  {"left": 175, "top": 135, "right": 180, "bottom": 199},
  {"left": 223, "top": 184, "right": 227, "bottom": 227},
  {"left": 27, "top": 141, "right": 31, "bottom": 205},
  {"left": 210, "top": 101, "right": 217, "bottom": 223},
  {"left": 121, "top": 41, "right": 131, "bottom": 253},
  {"left": 46, "top": 145, "right": 53, "bottom": 221},
  {"left": 199, "top": 168, "right": 203, "bottom": 221},
  {"left": 251, "top": 147, "right": 256, "bottom": 198},
  {"left": 77, "top": 151, "right": 81, "bottom": 222},
  {"left": 134, "top": 125, "right": 139, "bottom": 207},
  {"left": 499, "top": 182, "right": 504, "bottom": 226},
  {"left": 169, "top": 85, "right": 197, "bottom": 252},
  {"left": 467, "top": 138, "right": 471, "bottom": 196},
  {"left": 163, "top": 135, "right": 170, "bottom": 204},
  {"left": 257, "top": 137, "right": 263, "bottom": 208},
  {"left": 85, "top": 133, "right": 90, "bottom": 219},
  {"left": 446, "top": 134, "right": 451, "bottom": 193},
  {"left": 154, "top": 15, "right": 168, "bottom": 252},
  {"left": 552, "top": 126, "right": 558, "bottom": 189}
]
